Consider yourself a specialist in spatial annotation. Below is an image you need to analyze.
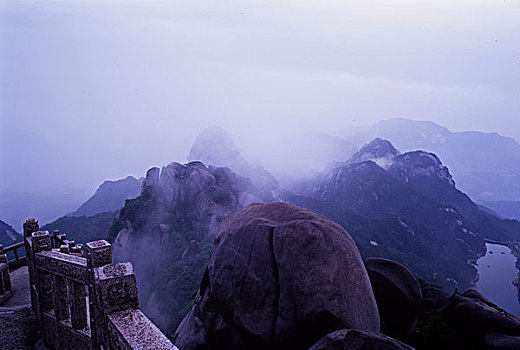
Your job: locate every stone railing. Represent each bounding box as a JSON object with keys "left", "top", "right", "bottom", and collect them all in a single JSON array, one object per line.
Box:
[
  {"left": 0, "top": 241, "right": 27, "bottom": 270},
  {"left": 23, "top": 218, "right": 177, "bottom": 350},
  {"left": 0, "top": 253, "right": 12, "bottom": 304}
]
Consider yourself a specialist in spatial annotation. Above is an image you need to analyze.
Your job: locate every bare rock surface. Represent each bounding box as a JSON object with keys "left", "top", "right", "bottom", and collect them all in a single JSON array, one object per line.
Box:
[{"left": 308, "top": 329, "right": 415, "bottom": 350}]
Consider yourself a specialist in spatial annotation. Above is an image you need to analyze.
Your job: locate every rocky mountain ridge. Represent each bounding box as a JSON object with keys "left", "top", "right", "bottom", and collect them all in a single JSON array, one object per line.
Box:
[
  {"left": 339, "top": 118, "right": 520, "bottom": 201},
  {"left": 110, "top": 161, "right": 278, "bottom": 332}
]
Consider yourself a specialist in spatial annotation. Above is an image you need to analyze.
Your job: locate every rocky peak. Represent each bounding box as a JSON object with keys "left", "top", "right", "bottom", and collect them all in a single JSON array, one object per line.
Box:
[
  {"left": 347, "top": 138, "right": 401, "bottom": 169},
  {"left": 389, "top": 151, "right": 455, "bottom": 187},
  {"left": 188, "top": 127, "right": 246, "bottom": 172},
  {"left": 188, "top": 127, "right": 281, "bottom": 198}
]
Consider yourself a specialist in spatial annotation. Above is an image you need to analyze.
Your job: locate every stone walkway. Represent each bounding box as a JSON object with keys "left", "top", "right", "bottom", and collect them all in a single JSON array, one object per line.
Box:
[{"left": 1, "top": 265, "right": 31, "bottom": 307}]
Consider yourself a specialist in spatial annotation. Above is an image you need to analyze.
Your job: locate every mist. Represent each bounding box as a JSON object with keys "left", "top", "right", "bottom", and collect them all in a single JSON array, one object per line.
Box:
[{"left": 1, "top": 0, "right": 520, "bottom": 195}]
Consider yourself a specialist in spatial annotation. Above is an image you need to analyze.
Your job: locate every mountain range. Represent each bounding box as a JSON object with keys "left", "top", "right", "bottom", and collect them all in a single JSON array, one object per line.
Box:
[
  {"left": 17, "top": 121, "right": 520, "bottom": 337},
  {"left": 338, "top": 118, "right": 520, "bottom": 203}
]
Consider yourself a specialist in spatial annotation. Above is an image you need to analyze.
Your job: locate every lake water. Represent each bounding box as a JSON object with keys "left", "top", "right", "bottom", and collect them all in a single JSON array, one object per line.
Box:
[{"left": 476, "top": 243, "right": 520, "bottom": 316}]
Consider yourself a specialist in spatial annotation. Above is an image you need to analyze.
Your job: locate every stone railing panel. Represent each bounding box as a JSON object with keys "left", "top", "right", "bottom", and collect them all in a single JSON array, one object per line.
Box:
[
  {"left": 107, "top": 309, "right": 179, "bottom": 350},
  {"left": 34, "top": 251, "right": 89, "bottom": 284}
]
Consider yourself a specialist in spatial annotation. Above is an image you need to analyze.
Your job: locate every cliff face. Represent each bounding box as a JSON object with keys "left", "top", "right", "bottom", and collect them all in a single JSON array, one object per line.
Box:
[{"left": 111, "top": 161, "right": 277, "bottom": 332}]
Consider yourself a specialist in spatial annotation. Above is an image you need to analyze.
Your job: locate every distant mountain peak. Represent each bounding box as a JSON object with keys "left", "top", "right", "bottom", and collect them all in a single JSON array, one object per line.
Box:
[
  {"left": 188, "top": 127, "right": 280, "bottom": 195},
  {"left": 71, "top": 176, "right": 142, "bottom": 217},
  {"left": 347, "top": 138, "right": 401, "bottom": 169},
  {"left": 188, "top": 126, "right": 245, "bottom": 169},
  {"left": 389, "top": 151, "right": 455, "bottom": 187}
]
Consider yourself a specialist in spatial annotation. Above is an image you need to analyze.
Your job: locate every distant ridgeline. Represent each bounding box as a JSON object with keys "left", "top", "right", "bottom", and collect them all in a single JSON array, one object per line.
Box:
[{"left": 39, "top": 176, "right": 143, "bottom": 245}]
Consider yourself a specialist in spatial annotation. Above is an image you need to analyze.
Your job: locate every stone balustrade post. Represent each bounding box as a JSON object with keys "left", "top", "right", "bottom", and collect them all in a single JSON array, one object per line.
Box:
[
  {"left": 95, "top": 262, "right": 139, "bottom": 350},
  {"left": 23, "top": 218, "right": 39, "bottom": 238},
  {"left": 86, "top": 240, "right": 112, "bottom": 268},
  {"left": 86, "top": 240, "right": 112, "bottom": 349},
  {"left": 0, "top": 254, "right": 9, "bottom": 299},
  {"left": 32, "top": 231, "right": 53, "bottom": 316}
]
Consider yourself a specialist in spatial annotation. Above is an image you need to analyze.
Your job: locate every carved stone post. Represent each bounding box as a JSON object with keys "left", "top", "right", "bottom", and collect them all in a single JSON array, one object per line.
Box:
[
  {"left": 86, "top": 240, "right": 112, "bottom": 267},
  {"left": 0, "top": 255, "right": 10, "bottom": 296},
  {"left": 24, "top": 218, "right": 39, "bottom": 238},
  {"left": 32, "top": 231, "right": 53, "bottom": 316},
  {"left": 95, "top": 262, "right": 139, "bottom": 350},
  {"left": 23, "top": 218, "right": 39, "bottom": 288},
  {"left": 86, "top": 240, "right": 112, "bottom": 349}
]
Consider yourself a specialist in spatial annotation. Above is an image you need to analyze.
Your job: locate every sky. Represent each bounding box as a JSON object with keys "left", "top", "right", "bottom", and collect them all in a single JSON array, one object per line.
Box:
[{"left": 1, "top": 0, "right": 519, "bottom": 195}]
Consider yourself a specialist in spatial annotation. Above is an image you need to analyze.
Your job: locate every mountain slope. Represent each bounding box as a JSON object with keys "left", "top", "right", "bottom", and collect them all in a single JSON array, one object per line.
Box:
[
  {"left": 291, "top": 138, "right": 520, "bottom": 292},
  {"left": 0, "top": 219, "right": 21, "bottom": 247},
  {"left": 71, "top": 176, "right": 142, "bottom": 217},
  {"left": 41, "top": 211, "right": 118, "bottom": 244}
]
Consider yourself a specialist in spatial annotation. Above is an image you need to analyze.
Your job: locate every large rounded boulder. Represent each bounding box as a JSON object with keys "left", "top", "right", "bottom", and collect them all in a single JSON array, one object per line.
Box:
[
  {"left": 192, "top": 203, "right": 380, "bottom": 350},
  {"left": 364, "top": 257, "right": 422, "bottom": 334}
]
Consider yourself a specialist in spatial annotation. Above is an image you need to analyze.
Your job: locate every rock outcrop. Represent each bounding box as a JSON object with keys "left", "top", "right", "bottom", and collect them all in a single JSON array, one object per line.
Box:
[
  {"left": 365, "top": 258, "right": 422, "bottom": 335},
  {"left": 347, "top": 138, "right": 401, "bottom": 169},
  {"left": 308, "top": 329, "right": 414, "bottom": 350},
  {"left": 389, "top": 151, "right": 455, "bottom": 187},
  {"left": 174, "top": 203, "right": 380, "bottom": 350},
  {"left": 112, "top": 162, "right": 277, "bottom": 332},
  {"left": 188, "top": 127, "right": 281, "bottom": 197},
  {"left": 440, "top": 289, "right": 520, "bottom": 337}
]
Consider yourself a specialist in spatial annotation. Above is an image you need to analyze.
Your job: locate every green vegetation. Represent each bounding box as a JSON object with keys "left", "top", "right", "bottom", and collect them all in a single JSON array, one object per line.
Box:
[
  {"left": 154, "top": 237, "right": 214, "bottom": 333},
  {"left": 41, "top": 211, "right": 118, "bottom": 244}
]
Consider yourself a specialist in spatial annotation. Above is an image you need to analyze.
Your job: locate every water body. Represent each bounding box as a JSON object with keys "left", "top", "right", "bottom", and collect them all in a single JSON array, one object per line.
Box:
[{"left": 476, "top": 243, "right": 520, "bottom": 316}]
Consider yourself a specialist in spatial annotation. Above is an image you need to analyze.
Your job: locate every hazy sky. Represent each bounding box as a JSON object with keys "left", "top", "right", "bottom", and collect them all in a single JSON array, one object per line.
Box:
[{"left": 1, "top": 0, "right": 519, "bottom": 194}]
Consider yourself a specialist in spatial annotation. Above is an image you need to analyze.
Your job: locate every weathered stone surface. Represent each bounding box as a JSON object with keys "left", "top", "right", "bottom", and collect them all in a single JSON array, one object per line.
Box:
[
  {"left": 484, "top": 332, "right": 520, "bottom": 349},
  {"left": 308, "top": 329, "right": 415, "bottom": 350},
  {"left": 108, "top": 309, "right": 178, "bottom": 350},
  {"left": 95, "top": 262, "right": 139, "bottom": 315},
  {"left": 86, "top": 240, "right": 112, "bottom": 267},
  {"left": 0, "top": 305, "right": 39, "bottom": 349},
  {"left": 201, "top": 203, "right": 379, "bottom": 349},
  {"left": 32, "top": 231, "right": 51, "bottom": 252},
  {"left": 365, "top": 257, "right": 422, "bottom": 334},
  {"left": 23, "top": 218, "right": 39, "bottom": 238},
  {"left": 174, "top": 303, "right": 208, "bottom": 350},
  {"left": 34, "top": 250, "right": 89, "bottom": 284},
  {"left": 441, "top": 291, "right": 520, "bottom": 336}
]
